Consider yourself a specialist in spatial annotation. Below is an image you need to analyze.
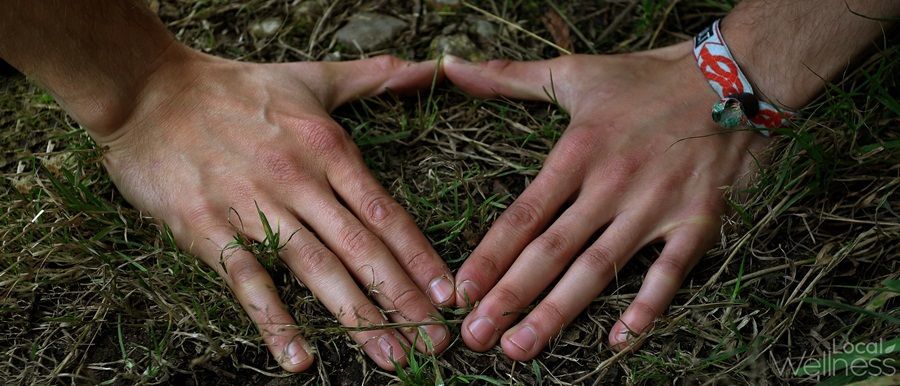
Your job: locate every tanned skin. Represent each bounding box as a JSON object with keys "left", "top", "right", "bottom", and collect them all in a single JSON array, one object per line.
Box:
[
  {"left": 1, "top": 0, "right": 897, "bottom": 371},
  {"left": 1, "top": 0, "right": 457, "bottom": 372},
  {"left": 444, "top": 0, "right": 899, "bottom": 360}
]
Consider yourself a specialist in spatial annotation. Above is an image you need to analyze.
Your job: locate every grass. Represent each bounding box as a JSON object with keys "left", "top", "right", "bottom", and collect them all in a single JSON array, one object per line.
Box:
[{"left": 1, "top": 0, "right": 898, "bottom": 384}]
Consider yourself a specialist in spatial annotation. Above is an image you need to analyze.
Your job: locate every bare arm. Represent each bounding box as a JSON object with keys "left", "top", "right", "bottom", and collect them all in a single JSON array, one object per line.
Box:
[
  {"left": 725, "top": 0, "right": 900, "bottom": 109},
  {"left": 0, "top": 2, "right": 179, "bottom": 137}
]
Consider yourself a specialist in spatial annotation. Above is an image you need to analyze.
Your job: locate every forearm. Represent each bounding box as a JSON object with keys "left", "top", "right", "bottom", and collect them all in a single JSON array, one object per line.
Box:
[
  {"left": 722, "top": 0, "right": 899, "bottom": 109},
  {"left": 0, "top": 0, "right": 188, "bottom": 137}
]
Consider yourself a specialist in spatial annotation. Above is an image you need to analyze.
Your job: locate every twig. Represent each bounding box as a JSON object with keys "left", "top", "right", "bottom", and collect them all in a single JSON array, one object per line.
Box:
[{"left": 461, "top": 1, "right": 572, "bottom": 55}]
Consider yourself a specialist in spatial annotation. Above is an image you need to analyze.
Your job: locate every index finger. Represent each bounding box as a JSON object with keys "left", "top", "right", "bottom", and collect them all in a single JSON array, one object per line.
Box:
[
  {"left": 293, "top": 56, "right": 443, "bottom": 112},
  {"left": 442, "top": 56, "right": 573, "bottom": 105},
  {"left": 452, "top": 157, "right": 581, "bottom": 307}
]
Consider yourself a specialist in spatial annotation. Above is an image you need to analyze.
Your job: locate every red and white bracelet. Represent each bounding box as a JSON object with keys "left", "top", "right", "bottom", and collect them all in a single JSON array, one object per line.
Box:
[{"left": 693, "top": 19, "right": 796, "bottom": 136}]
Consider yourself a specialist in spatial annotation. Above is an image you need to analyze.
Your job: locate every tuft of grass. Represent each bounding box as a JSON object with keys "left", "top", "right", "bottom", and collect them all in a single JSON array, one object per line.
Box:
[{"left": 222, "top": 202, "right": 298, "bottom": 271}]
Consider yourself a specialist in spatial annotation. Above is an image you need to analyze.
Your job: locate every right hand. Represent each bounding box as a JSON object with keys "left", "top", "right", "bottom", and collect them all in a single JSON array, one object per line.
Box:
[
  {"left": 442, "top": 42, "right": 768, "bottom": 360},
  {"left": 93, "top": 46, "right": 454, "bottom": 371}
]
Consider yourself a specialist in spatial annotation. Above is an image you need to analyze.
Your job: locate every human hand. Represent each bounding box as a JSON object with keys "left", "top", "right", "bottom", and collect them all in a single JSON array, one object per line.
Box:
[
  {"left": 443, "top": 41, "right": 770, "bottom": 360},
  {"left": 93, "top": 47, "right": 454, "bottom": 371}
]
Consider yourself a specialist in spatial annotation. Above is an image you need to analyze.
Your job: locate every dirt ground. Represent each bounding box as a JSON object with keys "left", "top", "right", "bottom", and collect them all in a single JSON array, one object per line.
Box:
[{"left": 1, "top": 0, "right": 898, "bottom": 385}]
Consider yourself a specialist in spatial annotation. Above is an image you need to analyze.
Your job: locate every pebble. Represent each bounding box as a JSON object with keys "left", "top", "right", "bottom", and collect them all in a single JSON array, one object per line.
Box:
[
  {"left": 467, "top": 16, "right": 498, "bottom": 41},
  {"left": 430, "top": 34, "right": 485, "bottom": 61},
  {"left": 249, "top": 18, "right": 282, "bottom": 37},
  {"left": 335, "top": 12, "right": 408, "bottom": 52},
  {"left": 324, "top": 51, "right": 343, "bottom": 62},
  {"left": 293, "top": 0, "right": 324, "bottom": 27}
]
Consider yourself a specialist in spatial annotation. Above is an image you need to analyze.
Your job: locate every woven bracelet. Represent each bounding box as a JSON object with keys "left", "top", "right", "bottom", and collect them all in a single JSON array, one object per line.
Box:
[{"left": 693, "top": 19, "right": 796, "bottom": 136}]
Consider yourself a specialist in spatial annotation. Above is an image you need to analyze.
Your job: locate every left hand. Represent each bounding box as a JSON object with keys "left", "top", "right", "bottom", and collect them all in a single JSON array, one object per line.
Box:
[
  {"left": 443, "top": 41, "right": 770, "bottom": 360},
  {"left": 91, "top": 50, "right": 454, "bottom": 371}
]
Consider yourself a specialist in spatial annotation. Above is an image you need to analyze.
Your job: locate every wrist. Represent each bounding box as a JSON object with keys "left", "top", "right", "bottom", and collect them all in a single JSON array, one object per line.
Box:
[
  {"left": 645, "top": 41, "right": 771, "bottom": 148},
  {"left": 718, "top": 0, "right": 900, "bottom": 112},
  {"left": 76, "top": 42, "right": 199, "bottom": 142},
  {"left": 719, "top": 15, "right": 819, "bottom": 110}
]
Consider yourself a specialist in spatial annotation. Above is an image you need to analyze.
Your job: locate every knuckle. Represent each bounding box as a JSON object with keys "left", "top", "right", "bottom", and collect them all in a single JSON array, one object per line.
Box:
[
  {"left": 532, "top": 230, "right": 570, "bottom": 258},
  {"left": 484, "top": 59, "right": 514, "bottom": 73},
  {"left": 605, "top": 154, "right": 644, "bottom": 182},
  {"left": 651, "top": 254, "right": 690, "bottom": 280},
  {"left": 500, "top": 200, "right": 543, "bottom": 231},
  {"left": 535, "top": 299, "right": 567, "bottom": 329},
  {"left": 389, "top": 287, "right": 421, "bottom": 313},
  {"left": 492, "top": 285, "right": 524, "bottom": 309},
  {"left": 471, "top": 253, "right": 501, "bottom": 279},
  {"left": 295, "top": 242, "right": 334, "bottom": 278},
  {"left": 580, "top": 244, "right": 618, "bottom": 275},
  {"left": 339, "top": 223, "right": 379, "bottom": 256},
  {"left": 553, "top": 129, "right": 594, "bottom": 166},
  {"left": 403, "top": 249, "right": 432, "bottom": 274},
  {"left": 629, "top": 300, "right": 661, "bottom": 319},
  {"left": 349, "top": 301, "right": 385, "bottom": 326},
  {"left": 304, "top": 123, "right": 348, "bottom": 156},
  {"left": 282, "top": 116, "right": 349, "bottom": 158},
  {"left": 181, "top": 201, "right": 220, "bottom": 234},
  {"left": 360, "top": 190, "right": 399, "bottom": 227},
  {"left": 225, "top": 257, "right": 266, "bottom": 289}
]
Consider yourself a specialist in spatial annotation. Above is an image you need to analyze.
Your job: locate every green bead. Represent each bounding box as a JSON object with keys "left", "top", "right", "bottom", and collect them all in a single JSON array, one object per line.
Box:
[{"left": 712, "top": 101, "right": 744, "bottom": 129}]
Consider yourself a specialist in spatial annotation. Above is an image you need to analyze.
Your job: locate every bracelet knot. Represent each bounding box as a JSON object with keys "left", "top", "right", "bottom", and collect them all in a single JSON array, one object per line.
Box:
[{"left": 693, "top": 19, "right": 797, "bottom": 136}]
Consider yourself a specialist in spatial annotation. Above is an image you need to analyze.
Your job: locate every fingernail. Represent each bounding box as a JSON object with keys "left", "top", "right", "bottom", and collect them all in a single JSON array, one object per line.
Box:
[
  {"left": 379, "top": 334, "right": 400, "bottom": 363},
  {"left": 618, "top": 325, "right": 631, "bottom": 342},
  {"left": 287, "top": 341, "right": 309, "bottom": 366},
  {"left": 428, "top": 276, "right": 454, "bottom": 305},
  {"left": 457, "top": 280, "right": 481, "bottom": 304},
  {"left": 610, "top": 323, "right": 631, "bottom": 350},
  {"left": 508, "top": 325, "right": 537, "bottom": 353},
  {"left": 467, "top": 316, "right": 498, "bottom": 346},
  {"left": 423, "top": 324, "right": 448, "bottom": 349}
]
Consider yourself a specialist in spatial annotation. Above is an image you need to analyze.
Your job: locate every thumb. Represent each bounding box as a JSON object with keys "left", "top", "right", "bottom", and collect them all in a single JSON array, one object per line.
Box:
[
  {"left": 310, "top": 56, "right": 443, "bottom": 111},
  {"left": 443, "top": 55, "right": 570, "bottom": 104}
]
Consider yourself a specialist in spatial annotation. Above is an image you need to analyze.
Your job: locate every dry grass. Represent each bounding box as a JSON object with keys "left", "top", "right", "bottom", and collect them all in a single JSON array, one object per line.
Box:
[{"left": 1, "top": 0, "right": 898, "bottom": 385}]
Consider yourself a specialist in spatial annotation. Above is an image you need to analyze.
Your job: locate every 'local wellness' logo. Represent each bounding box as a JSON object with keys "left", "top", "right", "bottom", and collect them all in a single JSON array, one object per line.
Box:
[{"left": 775, "top": 338, "right": 898, "bottom": 381}]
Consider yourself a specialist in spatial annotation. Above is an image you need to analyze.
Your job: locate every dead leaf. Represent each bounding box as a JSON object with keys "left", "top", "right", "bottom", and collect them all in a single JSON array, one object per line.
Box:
[{"left": 541, "top": 9, "right": 573, "bottom": 54}]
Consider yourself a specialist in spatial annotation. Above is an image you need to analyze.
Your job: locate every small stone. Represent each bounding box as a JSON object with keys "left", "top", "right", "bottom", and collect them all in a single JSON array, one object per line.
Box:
[
  {"left": 429, "top": 34, "right": 485, "bottom": 61},
  {"left": 335, "top": 12, "right": 408, "bottom": 52},
  {"left": 467, "top": 16, "right": 497, "bottom": 41},
  {"left": 324, "top": 51, "right": 342, "bottom": 62},
  {"left": 249, "top": 18, "right": 282, "bottom": 37},
  {"left": 293, "top": 0, "right": 324, "bottom": 26},
  {"left": 440, "top": 23, "right": 458, "bottom": 35}
]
